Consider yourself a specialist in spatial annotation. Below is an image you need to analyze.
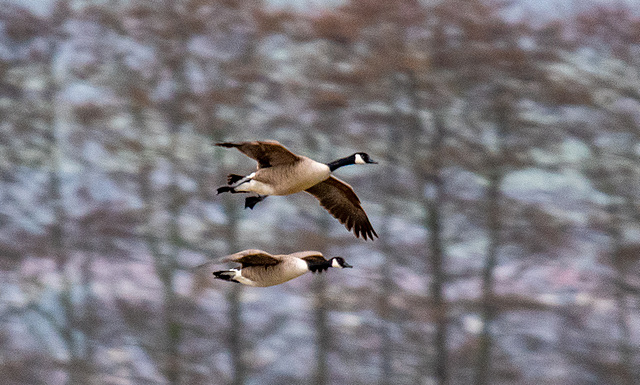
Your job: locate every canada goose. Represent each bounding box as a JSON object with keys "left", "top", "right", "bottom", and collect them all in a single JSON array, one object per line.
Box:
[
  {"left": 211, "top": 249, "right": 352, "bottom": 287},
  {"left": 216, "top": 140, "right": 378, "bottom": 240}
]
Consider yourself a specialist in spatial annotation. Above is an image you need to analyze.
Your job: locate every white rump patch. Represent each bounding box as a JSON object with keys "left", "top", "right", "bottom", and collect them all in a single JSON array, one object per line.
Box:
[{"left": 232, "top": 269, "right": 258, "bottom": 286}]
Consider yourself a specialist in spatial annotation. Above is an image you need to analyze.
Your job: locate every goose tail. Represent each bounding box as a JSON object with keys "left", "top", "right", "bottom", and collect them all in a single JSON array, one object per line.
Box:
[{"left": 213, "top": 270, "right": 238, "bottom": 282}]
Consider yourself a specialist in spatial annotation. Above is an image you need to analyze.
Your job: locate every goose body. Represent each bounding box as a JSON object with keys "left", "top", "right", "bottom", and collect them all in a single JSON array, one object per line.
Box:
[
  {"left": 216, "top": 140, "right": 378, "bottom": 240},
  {"left": 236, "top": 159, "right": 330, "bottom": 196},
  {"left": 212, "top": 249, "right": 352, "bottom": 287}
]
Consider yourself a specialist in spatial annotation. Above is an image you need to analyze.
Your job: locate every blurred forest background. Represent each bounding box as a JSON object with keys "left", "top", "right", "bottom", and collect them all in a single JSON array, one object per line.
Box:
[{"left": 1, "top": 0, "right": 640, "bottom": 384}]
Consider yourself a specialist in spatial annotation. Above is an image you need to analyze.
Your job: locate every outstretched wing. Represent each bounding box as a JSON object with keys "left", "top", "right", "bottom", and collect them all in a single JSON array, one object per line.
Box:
[
  {"left": 216, "top": 140, "right": 300, "bottom": 169},
  {"left": 222, "top": 249, "right": 281, "bottom": 267},
  {"left": 305, "top": 176, "right": 378, "bottom": 241}
]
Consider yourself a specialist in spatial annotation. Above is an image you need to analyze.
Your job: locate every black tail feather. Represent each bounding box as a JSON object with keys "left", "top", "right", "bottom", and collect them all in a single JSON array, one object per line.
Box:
[
  {"left": 213, "top": 270, "right": 238, "bottom": 282},
  {"left": 216, "top": 142, "right": 239, "bottom": 148}
]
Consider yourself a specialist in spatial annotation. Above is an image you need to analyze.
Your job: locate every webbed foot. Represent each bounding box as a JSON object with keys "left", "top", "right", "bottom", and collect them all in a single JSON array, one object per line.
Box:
[{"left": 245, "top": 195, "right": 266, "bottom": 209}]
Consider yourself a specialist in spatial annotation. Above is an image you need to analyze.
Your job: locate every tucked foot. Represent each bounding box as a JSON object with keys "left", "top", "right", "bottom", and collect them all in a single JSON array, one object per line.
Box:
[
  {"left": 227, "top": 174, "right": 244, "bottom": 185},
  {"left": 217, "top": 186, "right": 235, "bottom": 194},
  {"left": 245, "top": 195, "right": 266, "bottom": 209}
]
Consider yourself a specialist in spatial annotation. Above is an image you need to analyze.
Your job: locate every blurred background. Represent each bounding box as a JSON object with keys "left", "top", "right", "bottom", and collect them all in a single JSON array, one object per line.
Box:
[{"left": 1, "top": 0, "right": 640, "bottom": 384}]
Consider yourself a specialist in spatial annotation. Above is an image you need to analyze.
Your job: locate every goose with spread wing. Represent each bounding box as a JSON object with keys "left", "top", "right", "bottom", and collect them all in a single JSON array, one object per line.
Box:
[{"left": 216, "top": 140, "right": 378, "bottom": 240}]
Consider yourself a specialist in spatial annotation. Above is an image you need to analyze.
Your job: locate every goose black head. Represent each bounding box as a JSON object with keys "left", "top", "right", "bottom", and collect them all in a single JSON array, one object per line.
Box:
[
  {"left": 331, "top": 257, "right": 353, "bottom": 269},
  {"left": 354, "top": 152, "right": 377, "bottom": 165}
]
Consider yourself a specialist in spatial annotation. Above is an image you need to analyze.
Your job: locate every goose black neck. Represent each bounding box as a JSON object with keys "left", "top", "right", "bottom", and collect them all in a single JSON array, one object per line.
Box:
[
  {"left": 327, "top": 155, "right": 355, "bottom": 172},
  {"left": 308, "top": 259, "right": 332, "bottom": 273}
]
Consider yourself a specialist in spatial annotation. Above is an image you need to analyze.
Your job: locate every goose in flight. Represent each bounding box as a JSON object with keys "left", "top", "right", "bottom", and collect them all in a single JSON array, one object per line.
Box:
[
  {"left": 210, "top": 249, "right": 352, "bottom": 287},
  {"left": 216, "top": 140, "right": 378, "bottom": 240}
]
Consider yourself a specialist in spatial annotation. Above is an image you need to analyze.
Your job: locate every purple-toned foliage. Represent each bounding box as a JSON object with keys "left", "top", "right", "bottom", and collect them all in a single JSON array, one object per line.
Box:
[{"left": 0, "top": 0, "right": 639, "bottom": 384}]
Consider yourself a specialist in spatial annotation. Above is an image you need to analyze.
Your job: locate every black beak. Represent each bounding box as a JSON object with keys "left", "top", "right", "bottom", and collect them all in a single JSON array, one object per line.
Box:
[
  {"left": 368, "top": 159, "right": 378, "bottom": 164},
  {"left": 343, "top": 262, "right": 353, "bottom": 268}
]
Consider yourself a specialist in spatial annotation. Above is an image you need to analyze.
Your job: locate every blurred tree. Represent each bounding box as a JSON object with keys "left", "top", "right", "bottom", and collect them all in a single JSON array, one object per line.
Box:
[
  {"left": 3, "top": 0, "right": 640, "bottom": 384},
  {"left": 555, "top": 5, "right": 640, "bottom": 383},
  {"left": 45, "top": 1, "right": 99, "bottom": 383},
  {"left": 205, "top": 1, "right": 271, "bottom": 383},
  {"left": 474, "top": 85, "right": 509, "bottom": 385},
  {"left": 117, "top": 1, "right": 191, "bottom": 382}
]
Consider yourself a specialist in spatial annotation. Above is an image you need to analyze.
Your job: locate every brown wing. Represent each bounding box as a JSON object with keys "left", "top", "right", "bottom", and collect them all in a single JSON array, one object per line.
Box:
[
  {"left": 291, "top": 251, "right": 326, "bottom": 264},
  {"left": 222, "top": 249, "right": 281, "bottom": 267},
  {"left": 305, "top": 176, "right": 378, "bottom": 241},
  {"left": 216, "top": 140, "right": 300, "bottom": 169}
]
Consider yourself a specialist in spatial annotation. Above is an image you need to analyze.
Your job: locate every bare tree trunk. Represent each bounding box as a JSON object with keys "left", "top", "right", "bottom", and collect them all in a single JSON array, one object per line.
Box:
[
  {"left": 605, "top": 156, "right": 634, "bottom": 385},
  {"left": 164, "top": 126, "right": 182, "bottom": 385},
  {"left": 311, "top": 212, "right": 331, "bottom": 385},
  {"left": 79, "top": 231, "right": 97, "bottom": 384},
  {"left": 224, "top": 199, "right": 246, "bottom": 385},
  {"left": 76, "top": 140, "right": 100, "bottom": 384},
  {"left": 474, "top": 158, "right": 500, "bottom": 385},
  {"left": 377, "top": 85, "right": 408, "bottom": 385},
  {"left": 51, "top": 123, "right": 94, "bottom": 385},
  {"left": 228, "top": 285, "right": 245, "bottom": 385},
  {"left": 609, "top": 214, "right": 633, "bottom": 385},
  {"left": 128, "top": 69, "right": 181, "bottom": 383},
  {"left": 474, "top": 86, "right": 508, "bottom": 385},
  {"left": 305, "top": 129, "right": 334, "bottom": 385},
  {"left": 427, "top": 111, "right": 447, "bottom": 385},
  {"left": 48, "top": 136, "right": 81, "bottom": 384},
  {"left": 157, "top": 3, "right": 190, "bottom": 382},
  {"left": 207, "top": 120, "right": 246, "bottom": 384},
  {"left": 311, "top": 202, "right": 333, "bottom": 385},
  {"left": 219, "top": 4, "right": 268, "bottom": 382},
  {"left": 377, "top": 202, "right": 395, "bottom": 385},
  {"left": 401, "top": 69, "right": 448, "bottom": 385},
  {"left": 619, "top": 136, "right": 640, "bottom": 385},
  {"left": 588, "top": 129, "right": 635, "bottom": 385},
  {"left": 49, "top": 52, "right": 90, "bottom": 385},
  {"left": 313, "top": 272, "right": 330, "bottom": 385}
]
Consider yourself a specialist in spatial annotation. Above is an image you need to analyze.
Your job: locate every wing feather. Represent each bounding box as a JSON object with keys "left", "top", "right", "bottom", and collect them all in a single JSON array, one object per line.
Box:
[
  {"left": 305, "top": 177, "right": 378, "bottom": 240},
  {"left": 216, "top": 141, "right": 300, "bottom": 168},
  {"left": 222, "top": 249, "right": 281, "bottom": 267}
]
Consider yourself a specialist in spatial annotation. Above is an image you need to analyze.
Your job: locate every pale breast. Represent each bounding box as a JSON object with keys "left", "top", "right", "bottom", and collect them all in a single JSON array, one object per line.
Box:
[
  {"left": 255, "top": 158, "right": 330, "bottom": 196},
  {"left": 241, "top": 258, "right": 310, "bottom": 287}
]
